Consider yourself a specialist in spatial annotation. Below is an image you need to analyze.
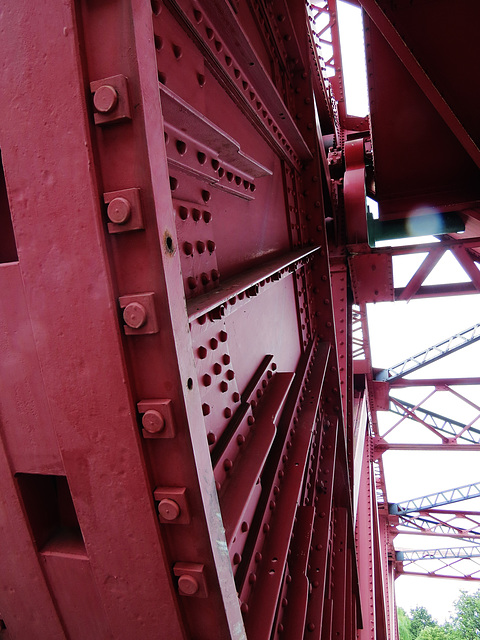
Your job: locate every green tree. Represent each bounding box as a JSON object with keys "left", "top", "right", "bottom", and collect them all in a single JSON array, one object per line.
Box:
[
  {"left": 452, "top": 590, "right": 480, "bottom": 639},
  {"left": 398, "top": 607, "right": 413, "bottom": 640},
  {"left": 417, "top": 626, "right": 449, "bottom": 640},
  {"left": 410, "top": 606, "right": 437, "bottom": 639}
]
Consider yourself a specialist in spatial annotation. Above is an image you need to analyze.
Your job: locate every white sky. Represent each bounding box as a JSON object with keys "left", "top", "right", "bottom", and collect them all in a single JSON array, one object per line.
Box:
[{"left": 334, "top": 0, "right": 480, "bottom": 624}]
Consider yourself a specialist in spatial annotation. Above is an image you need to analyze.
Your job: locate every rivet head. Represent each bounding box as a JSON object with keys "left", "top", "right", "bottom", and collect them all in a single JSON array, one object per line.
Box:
[
  {"left": 142, "top": 409, "right": 165, "bottom": 434},
  {"left": 123, "top": 302, "right": 147, "bottom": 328},
  {"left": 178, "top": 574, "right": 199, "bottom": 595},
  {"left": 184, "top": 242, "right": 193, "bottom": 255},
  {"left": 203, "top": 374, "right": 212, "bottom": 387},
  {"left": 107, "top": 197, "right": 131, "bottom": 224},
  {"left": 93, "top": 85, "right": 118, "bottom": 113},
  {"left": 197, "top": 241, "right": 206, "bottom": 254},
  {"left": 158, "top": 498, "right": 180, "bottom": 521}
]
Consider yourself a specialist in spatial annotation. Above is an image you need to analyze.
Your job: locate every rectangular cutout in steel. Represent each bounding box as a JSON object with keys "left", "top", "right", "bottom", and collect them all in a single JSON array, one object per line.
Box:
[
  {"left": 16, "top": 474, "right": 85, "bottom": 554},
  {"left": 0, "top": 151, "right": 18, "bottom": 263}
]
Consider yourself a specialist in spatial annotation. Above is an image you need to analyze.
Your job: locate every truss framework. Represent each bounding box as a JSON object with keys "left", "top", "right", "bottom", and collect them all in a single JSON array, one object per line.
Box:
[
  {"left": 395, "top": 509, "right": 480, "bottom": 539},
  {"left": 390, "top": 483, "right": 480, "bottom": 515},
  {"left": 387, "top": 396, "right": 480, "bottom": 445},
  {"left": 376, "top": 323, "right": 480, "bottom": 382}
]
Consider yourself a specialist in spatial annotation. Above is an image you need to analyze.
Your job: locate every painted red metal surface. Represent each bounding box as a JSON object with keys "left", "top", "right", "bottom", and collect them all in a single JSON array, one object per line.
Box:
[
  {"left": 0, "top": 1, "right": 359, "bottom": 638},
  {"left": 1, "top": 0, "right": 479, "bottom": 637}
]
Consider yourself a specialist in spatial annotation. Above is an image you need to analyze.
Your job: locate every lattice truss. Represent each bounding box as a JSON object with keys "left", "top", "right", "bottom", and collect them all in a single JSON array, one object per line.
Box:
[
  {"left": 352, "top": 304, "right": 367, "bottom": 361},
  {"left": 306, "top": 0, "right": 337, "bottom": 78},
  {"left": 371, "top": 321, "right": 480, "bottom": 579},
  {"left": 374, "top": 323, "right": 480, "bottom": 449},
  {"left": 397, "top": 545, "right": 480, "bottom": 582}
]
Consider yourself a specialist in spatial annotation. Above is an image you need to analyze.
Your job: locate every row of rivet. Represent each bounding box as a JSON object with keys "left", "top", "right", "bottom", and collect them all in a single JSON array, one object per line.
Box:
[
  {"left": 237, "top": 340, "right": 319, "bottom": 606},
  {"left": 162, "top": 1, "right": 301, "bottom": 169},
  {"left": 166, "top": 132, "right": 257, "bottom": 193}
]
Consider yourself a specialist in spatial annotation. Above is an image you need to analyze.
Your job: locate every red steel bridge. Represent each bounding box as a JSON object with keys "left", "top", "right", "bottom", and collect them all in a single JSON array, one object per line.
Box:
[{"left": 1, "top": 0, "right": 479, "bottom": 638}]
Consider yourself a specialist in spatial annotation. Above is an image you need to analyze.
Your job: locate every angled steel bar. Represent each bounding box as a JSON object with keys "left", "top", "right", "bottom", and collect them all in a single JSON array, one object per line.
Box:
[
  {"left": 388, "top": 398, "right": 480, "bottom": 444},
  {"left": 376, "top": 323, "right": 480, "bottom": 381},
  {"left": 451, "top": 245, "right": 480, "bottom": 292},
  {"left": 390, "top": 483, "right": 480, "bottom": 515},
  {"left": 397, "top": 546, "right": 480, "bottom": 561},
  {"left": 396, "top": 513, "right": 480, "bottom": 539},
  {"left": 396, "top": 247, "right": 445, "bottom": 302},
  {"left": 357, "top": 0, "right": 480, "bottom": 170}
]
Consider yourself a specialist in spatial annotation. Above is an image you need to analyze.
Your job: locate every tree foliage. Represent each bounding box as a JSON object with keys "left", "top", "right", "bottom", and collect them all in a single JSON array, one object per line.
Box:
[
  {"left": 398, "top": 589, "right": 480, "bottom": 640},
  {"left": 410, "top": 606, "right": 437, "bottom": 639},
  {"left": 452, "top": 590, "right": 480, "bottom": 640},
  {"left": 398, "top": 607, "right": 413, "bottom": 640}
]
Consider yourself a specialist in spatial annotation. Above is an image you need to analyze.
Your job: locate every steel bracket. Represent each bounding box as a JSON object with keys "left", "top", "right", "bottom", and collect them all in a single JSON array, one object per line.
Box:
[
  {"left": 103, "top": 188, "right": 144, "bottom": 233},
  {"left": 137, "top": 399, "right": 175, "bottom": 439},
  {"left": 90, "top": 74, "right": 131, "bottom": 125},
  {"left": 173, "top": 562, "right": 208, "bottom": 598},
  {"left": 118, "top": 293, "right": 159, "bottom": 335},
  {"left": 153, "top": 487, "right": 190, "bottom": 524}
]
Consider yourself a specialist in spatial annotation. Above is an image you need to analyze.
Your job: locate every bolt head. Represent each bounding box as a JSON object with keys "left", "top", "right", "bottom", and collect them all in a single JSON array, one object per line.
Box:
[
  {"left": 93, "top": 84, "right": 118, "bottom": 113},
  {"left": 123, "top": 302, "right": 147, "bottom": 329},
  {"left": 107, "top": 197, "right": 131, "bottom": 224},
  {"left": 142, "top": 409, "right": 165, "bottom": 434},
  {"left": 158, "top": 498, "right": 180, "bottom": 521},
  {"left": 178, "top": 574, "right": 199, "bottom": 595}
]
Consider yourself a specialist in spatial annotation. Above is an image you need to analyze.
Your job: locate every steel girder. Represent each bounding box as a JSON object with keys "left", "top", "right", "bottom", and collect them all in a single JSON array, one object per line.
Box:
[{"left": 0, "top": 1, "right": 365, "bottom": 638}]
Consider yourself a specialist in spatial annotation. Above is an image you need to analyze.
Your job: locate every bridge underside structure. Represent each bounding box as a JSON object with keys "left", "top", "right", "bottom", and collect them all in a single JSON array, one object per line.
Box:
[{"left": 0, "top": 1, "right": 479, "bottom": 639}]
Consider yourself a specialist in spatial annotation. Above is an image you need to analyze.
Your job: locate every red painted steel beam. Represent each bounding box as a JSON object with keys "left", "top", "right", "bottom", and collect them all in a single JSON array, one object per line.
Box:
[
  {"left": 243, "top": 343, "right": 330, "bottom": 639},
  {"left": 356, "top": 437, "right": 376, "bottom": 640},
  {"left": 451, "top": 245, "right": 480, "bottom": 292},
  {"left": 331, "top": 508, "right": 349, "bottom": 640},
  {"left": 304, "top": 420, "right": 339, "bottom": 639},
  {"left": 390, "top": 377, "right": 480, "bottom": 387},
  {"left": 396, "top": 247, "right": 445, "bottom": 302},
  {"left": 357, "top": 0, "right": 480, "bottom": 170},
  {"left": 394, "top": 282, "right": 479, "bottom": 299},
  {"left": 376, "top": 443, "right": 480, "bottom": 452},
  {"left": 396, "top": 571, "right": 480, "bottom": 583},
  {"left": 374, "top": 236, "right": 480, "bottom": 256}
]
